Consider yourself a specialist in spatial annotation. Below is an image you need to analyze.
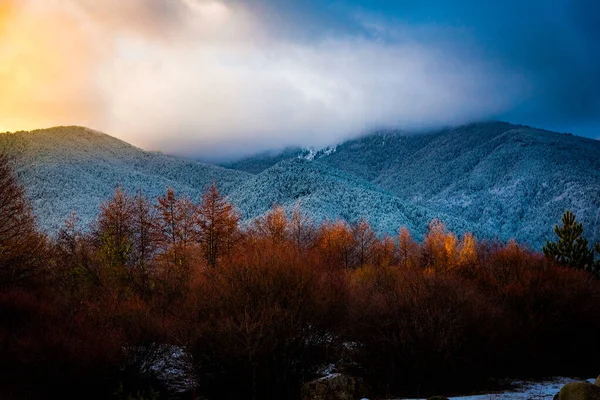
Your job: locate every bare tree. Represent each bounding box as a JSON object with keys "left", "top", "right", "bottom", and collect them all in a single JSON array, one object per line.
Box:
[{"left": 0, "top": 155, "right": 46, "bottom": 285}]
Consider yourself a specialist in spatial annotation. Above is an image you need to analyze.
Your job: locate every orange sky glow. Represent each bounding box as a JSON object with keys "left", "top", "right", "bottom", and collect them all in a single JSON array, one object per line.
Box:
[{"left": 0, "top": 0, "right": 106, "bottom": 133}]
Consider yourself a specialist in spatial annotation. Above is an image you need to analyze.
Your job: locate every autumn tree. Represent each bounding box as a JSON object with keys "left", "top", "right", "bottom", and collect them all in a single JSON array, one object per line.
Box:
[
  {"left": 130, "top": 190, "right": 160, "bottom": 292},
  {"left": 458, "top": 232, "right": 478, "bottom": 266},
  {"left": 252, "top": 204, "right": 289, "bottom": 244},
  {"left": 317, "top": 220, "right": 355, "bottom": 269},
  {"left": 352, "top": 218, "right": 376, "bottom": 268},
  {"left": 396, "top": 227, "right": 420, "bottom": 269},
  {"left": 289, "top": 202, "right": 316, "bottom": 251},
  {"left": 56, "top": 211, "right": 99, "bottom": 289},
  {"left": 155, "top": 188, "right": 198, "bottom": 268},
  {"left": 0, "top": 155, "right": 46, "bottom": 285},
  {"left": 421, "top": 219, "right": 458, "bottom": 270},
  {"left": 197, "top": 182, "right": 240, "bottom": 267},
  {"left": 57, "top": 211, "right": 80, "bottom": 261},
  {"left": 371, "top": 234, "right": 397, "bottom": 267},
  {"left": 543, "top": 210, "right": 595, "bottom": 273}
]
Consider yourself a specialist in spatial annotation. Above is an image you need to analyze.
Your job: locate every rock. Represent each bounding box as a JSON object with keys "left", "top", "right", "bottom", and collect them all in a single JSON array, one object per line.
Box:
[
  {"left": 559, "top": 382, "right": 600, "bottom": 400},
  {"left": 595, "top": 376, "right": 600, "bottom": 387},
  {"left": 301, "top": 373, "right": 356, "bottom": 400}
]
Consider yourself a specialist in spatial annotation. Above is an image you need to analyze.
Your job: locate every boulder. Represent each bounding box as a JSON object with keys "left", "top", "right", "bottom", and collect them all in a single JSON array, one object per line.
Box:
[
  {"left": 301, "top": 373, "right": 356, "bottom": 400},
  {"left": 559, "top": 382, "right": 600, "bottom": 400},
  {"left": 595, "top": 376, "right": 600, "bottom": 387}
]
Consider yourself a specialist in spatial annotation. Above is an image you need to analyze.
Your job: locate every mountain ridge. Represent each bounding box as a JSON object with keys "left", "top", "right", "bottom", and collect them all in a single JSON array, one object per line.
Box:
[
  {"left": 1, "top": 122, "right": 598, "bottom": 248},
  {"left": 226, "top": 121, "right": 600, "bottom": 247},
  {"left": 0, "top": 126, "right": 250, "bottom": 232}
]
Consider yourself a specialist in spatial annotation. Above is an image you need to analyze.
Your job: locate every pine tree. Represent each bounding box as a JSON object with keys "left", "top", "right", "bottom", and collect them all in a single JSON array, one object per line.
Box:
[
  {"left": 543, "top": 210, "right": 594, "bottom": 272},
  {"left": 96, "top": 185, "right": 135, "bottom": 270}
]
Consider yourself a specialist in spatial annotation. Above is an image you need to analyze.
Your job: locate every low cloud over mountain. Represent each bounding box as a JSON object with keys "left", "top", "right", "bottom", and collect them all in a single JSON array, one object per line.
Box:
[{"left": 8, "top": 0, "right": 599, "bottom": 160}]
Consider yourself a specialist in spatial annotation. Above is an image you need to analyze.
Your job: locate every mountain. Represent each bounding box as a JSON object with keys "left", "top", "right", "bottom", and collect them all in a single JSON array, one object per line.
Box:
[
  {"left": 2, "top": 123, "right": 598, "bottom": 248},
  {"left": 0, "top": 126, "right": 250, "bottom": 232},
  {"left": 228, "top": 122, "right": 600, "bottom": 247},
  {"left": 227, "top": 158, "right": 480, "bottom": 240},
  {"left": 0, "top": 126, "right": 469, "bottom": 240}
]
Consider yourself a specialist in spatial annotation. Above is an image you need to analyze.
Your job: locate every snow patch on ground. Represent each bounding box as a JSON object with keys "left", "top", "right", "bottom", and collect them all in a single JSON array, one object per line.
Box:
[
  {"left": 126, "top": 344, "right": 197, "bottom": 394},
  {"left": 399, "top": 377, "right": 595, "bottom": 400}
]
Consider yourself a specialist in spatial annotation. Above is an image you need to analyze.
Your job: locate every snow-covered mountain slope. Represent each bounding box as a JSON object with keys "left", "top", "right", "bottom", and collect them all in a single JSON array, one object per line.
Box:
[
  {"left": 0, "top": 126, "right": 478, "bottom": 240},
  {"left": 0, "top": 126, "right": 250, "bottom": 231},
  {"left": 228, "top": 158, "right": 481, "bottom": 240},
  {"left": 221, "top": 147, "right": 304, "bottom": 174},
  {"left": 220, "top": 146, "right": 338, "bottom": 173},
  {"left": 3, "top": 123, "right": 598, "bottom": 247},
  {"left": 228, "top": 122, "right": 600, "bottom": 248}
]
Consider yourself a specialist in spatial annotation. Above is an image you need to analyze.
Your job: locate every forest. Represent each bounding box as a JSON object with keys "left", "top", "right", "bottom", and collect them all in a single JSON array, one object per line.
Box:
[{"left": 1, "top": 153, "right": 600, "bottom": 400}]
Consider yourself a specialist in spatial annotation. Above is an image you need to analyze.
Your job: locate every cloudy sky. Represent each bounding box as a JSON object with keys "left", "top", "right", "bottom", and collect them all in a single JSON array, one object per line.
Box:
[{"left": 0, "top": 0, "right": 598, "bottom": 161}]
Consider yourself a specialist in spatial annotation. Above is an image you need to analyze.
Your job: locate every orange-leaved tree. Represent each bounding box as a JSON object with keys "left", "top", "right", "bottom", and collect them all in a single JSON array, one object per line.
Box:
[
  {"left": 197, "top": 182, "right": 240, "bottom": 267},
  {"left": 396, "top": 227, "right": 420, "bottom": 269},
  {"left": 155, "top": 187, "right": 198, "bottom": 268}
]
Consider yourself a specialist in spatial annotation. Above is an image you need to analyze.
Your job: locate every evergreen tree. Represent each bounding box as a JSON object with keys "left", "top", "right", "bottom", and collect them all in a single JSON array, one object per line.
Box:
[
  {"left": 543, "top": 210, "right": 594, "bottom": 272},
  {"left": 96, "top": 185, "right": 135, "bottom": 270}
]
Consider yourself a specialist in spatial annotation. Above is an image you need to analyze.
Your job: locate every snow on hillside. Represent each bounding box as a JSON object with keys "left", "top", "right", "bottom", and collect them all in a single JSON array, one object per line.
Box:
[
  {"left": 2, "top": 123, "right": 599, "bottom": 248},
  {"left": 228, "top": 122, "right": 600, "bottom": 248},
  {"left": 0, "top": 126, "right": 250, "bottom": 232},
  {"left": 228, "top": 158, "right": 487, "bottom": 240},
  {"left": 298, "top": 145, "right": 338, "bottom": 161}
]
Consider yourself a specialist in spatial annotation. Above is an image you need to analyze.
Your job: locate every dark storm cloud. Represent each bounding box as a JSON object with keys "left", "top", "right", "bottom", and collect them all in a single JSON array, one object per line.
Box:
[{"left": 222, "top": 0, "right": 600, "bottom": 138}]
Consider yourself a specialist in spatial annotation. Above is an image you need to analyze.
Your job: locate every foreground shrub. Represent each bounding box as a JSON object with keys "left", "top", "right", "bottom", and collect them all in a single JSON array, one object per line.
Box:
[
  {"left": 184, "top": 240, "right": 347, "bottom": 400},
  {"left": 0, "top": 289, "right": 124, "bottom": 399},
  {"left": 347, "top": 266, "right": 497, "bottom": 397}
]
